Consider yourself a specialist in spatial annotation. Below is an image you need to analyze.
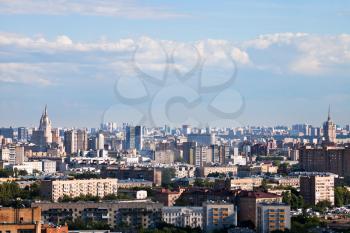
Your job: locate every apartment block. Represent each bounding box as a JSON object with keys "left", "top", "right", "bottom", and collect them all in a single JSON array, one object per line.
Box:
[
  {"left": 227, "top": 177, "right": 263, "bottom": 191},
  {"left": 256, "top": 203, "right": 291, "bottom": 233},
  {"left": 203, "top": 201, "right": 237, "bottom": 232},
  {"left": 40, "top": 178, "right": 118, "bottom": 201},
  {"left": 200, "top": 166, "right": 238, "bottom": 177},
  {"left": 300, "top": 172, "right": 336, "bottom": 205},
  {"left": 237, "top": 191, "right": 283, "bottom": 227},
  {"left": 32, "top": 200, "right": 162, "bottom": 231}
]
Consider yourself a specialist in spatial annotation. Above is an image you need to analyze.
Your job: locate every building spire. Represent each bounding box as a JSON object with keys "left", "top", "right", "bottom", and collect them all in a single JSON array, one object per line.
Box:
[
  {"left": 328, "top": 104, "right": 331, "bottom": 121},
  {"left": 44, "top": 104, "right": 48, "bottom": 116}
]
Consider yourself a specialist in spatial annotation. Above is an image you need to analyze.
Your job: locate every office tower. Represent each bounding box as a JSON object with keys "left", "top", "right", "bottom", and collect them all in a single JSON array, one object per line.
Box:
[
  {"left": 64, "top": 130, "right": 77, "bottom": 155},
  {"left": 300, "top": 172, "right": 336, "bottom": 205},
  {"left": 323, "top": 106, "right": 336, "bottom": 144},
  {"left": 97, "top": 133, "right": 105, "bottom": 150},
  {"left": 125, "top": 126, "right": 143, "bottom": 151},
  {"left": 77, "top": 129, "right": 88, "bottom": 151},
  {"left": 17, "top": 127, "right": 28, "bottom": 142},
  {"left": 0, "top": 127, "right": 14, "bottom": 139},
  {"left": 203, "top": 201, "right": 237, "bottom": 232},
  {"left": 182, "top": 125, "right": 192, "bottom": 135},
  {"left": 256, "top": 203, "right": 291, "bottom": 233},
  {"left": 187, "top": 133, "right": 215, "bottom": 146},
  {"left": 183, "top": 141, "right": 197, "bottom": 165}
]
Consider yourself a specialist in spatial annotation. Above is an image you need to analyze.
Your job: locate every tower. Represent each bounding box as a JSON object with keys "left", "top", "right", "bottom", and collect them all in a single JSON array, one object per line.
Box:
[
  {"left": 39, "top": 105, "right": 53, "bottom": 144},
  {"left": 323, "top": 105, "right": 336, "bottom": 144}
]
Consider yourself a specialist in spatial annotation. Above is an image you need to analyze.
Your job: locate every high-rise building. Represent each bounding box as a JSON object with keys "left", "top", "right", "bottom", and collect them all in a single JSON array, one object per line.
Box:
[
  {"left": 31, "top": 105, "right": 53, "bottom": 149},
  {"left": 300, "top": 172, "right": 336, "bottom": 205},
  {"left": 17, "top": 127, "right": 28, "bottom": 142},
  {"left": 256, "top": 203, "right": 291, "bottom": 233},
  {"left": 0, "top": 127, "right": 14, "bottom": 139},
  {"left": 323, "top": 106, "right": 336, "bottom": 144},
  {"left": 96, "top": 133, "right": 105, "bottom": 150},
  {"left": 39, "top": 105, "right": 52, "bottom": 144},
  {"left": 125, "top": 126, "right": 143, "bottom": 151},
  {"left": 77, "top": 129, "right": 88, "bottom": 151},
  {"left": 64, "top": 130, "right": 77, "bottom": 155}
]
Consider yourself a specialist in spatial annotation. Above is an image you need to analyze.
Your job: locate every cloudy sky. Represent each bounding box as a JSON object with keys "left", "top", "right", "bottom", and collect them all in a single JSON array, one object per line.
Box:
[{"left": 0, "top": 0, "right": 349, "bottom": 128}]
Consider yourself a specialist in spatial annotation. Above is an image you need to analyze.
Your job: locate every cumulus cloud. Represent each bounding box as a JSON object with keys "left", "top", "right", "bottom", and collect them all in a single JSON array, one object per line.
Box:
[
  {"left": 0, "top": 32, "right": 350, "bottom": 86},
  {"left": 0, "top": 0, "right": 187, "bottom": 19}
]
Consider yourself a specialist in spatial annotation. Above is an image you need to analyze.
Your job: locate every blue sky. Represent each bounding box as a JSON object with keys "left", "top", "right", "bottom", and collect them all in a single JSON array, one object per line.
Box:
[{"left": 0, "top": 0, "right": 349, "bottom": 128}]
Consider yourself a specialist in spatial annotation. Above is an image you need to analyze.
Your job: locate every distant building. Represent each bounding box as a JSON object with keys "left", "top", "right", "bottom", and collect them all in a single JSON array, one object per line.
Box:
[
  {"left": 0, "top": 127, "right": 14, "bottom": 139},
  {"left": 31, "top": 106, "right": 53, "bottom": 149},
  {"left": 299, "top": 145, "right": 350, "bottom": 177},
  {"left": 300, "top": 172, "right": 336, "bottom": 205},
  {"left": 125, "top": 126, "right": 143, "bottom": 151},
  {"left": 203, "top": 201, "right": 237, "bottom": 232},
  {"left": 40, "top": 178, "right": 118, "bottom": 201},
  {"left": 227, "top": 177, "right": 263, "bottom": 191},
  {"left": 162, "top": 206, "right": 203, "bottom": 229},
  {"left": 256, "top": 203, "right": 291, "bottom": 233},
  {"left": 17, "top": 127, "right": 28, "bottom": 142},
  {"left": 200, "top": 166, "right": 238, "bottom": 177},
  {"left": 323, "top": 106, "right": 337, "bottom": 144}
]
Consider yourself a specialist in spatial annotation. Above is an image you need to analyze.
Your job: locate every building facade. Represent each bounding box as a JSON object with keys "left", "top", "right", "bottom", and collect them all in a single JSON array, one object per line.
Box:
[
  {"left": 40, "top": 178, "right": 118, "bottom": 201},
  {"left": 256, "top": 203, "right": 291, "bottom": 233},
  {"left": 162, "top": 207, "right": 203, "bottom": 229}
]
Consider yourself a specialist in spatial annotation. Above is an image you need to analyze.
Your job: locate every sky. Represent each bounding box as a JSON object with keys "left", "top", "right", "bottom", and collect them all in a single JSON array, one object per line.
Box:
[{"left": 0, "top": 0, "right": 349, "bottom": 128}]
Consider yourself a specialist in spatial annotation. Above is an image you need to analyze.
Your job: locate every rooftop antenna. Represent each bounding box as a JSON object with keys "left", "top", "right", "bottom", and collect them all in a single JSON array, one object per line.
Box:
[{"left": 328, "top": 104, "right": 331, "bottom": 121}]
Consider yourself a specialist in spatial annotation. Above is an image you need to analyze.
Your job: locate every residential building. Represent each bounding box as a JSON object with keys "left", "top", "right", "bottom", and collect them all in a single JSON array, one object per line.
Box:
[
  {"left": 237, "top": 191, "right": 283, "bottom": 227},
  {"left": 256, "top": 203, "right": 291, "bottom": 233},
  {"left": 200, "top": 166, "right": 238, "bottom": 177},
  {"left": 300, "top": 172, "right": 336, "bottom": 205},
  {"left": 162, "top": 207, "right": 203, "bottom": 229},
  {"left": 227, "top": 177, "right": 263, "bottom": 191},
  {"left": 203, "top": 201, "right": 237, "bottom": 232},
  {"left": 40, "top": 178, "right": 118, "bottom": 201},
  {"left": 32, "top": 200, "right": 162, "bottom": 231}
]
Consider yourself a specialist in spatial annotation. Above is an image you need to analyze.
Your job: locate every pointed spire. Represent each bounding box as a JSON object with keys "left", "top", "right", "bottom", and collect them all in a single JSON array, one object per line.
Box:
[
  {"left": 328, "top": 104, "right": 331, "bottom": 121},
  {"left": 43, "top": 104, "right": 48, "bottom": 116}
]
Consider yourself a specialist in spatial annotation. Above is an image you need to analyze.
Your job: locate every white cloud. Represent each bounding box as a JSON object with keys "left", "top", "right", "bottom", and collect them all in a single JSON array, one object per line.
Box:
[
  {"left": 0, "top": 0, "right": 187, "bottom": 19},
  {"left": 0, "top": 32, "right": 350, "bottom": 87}
]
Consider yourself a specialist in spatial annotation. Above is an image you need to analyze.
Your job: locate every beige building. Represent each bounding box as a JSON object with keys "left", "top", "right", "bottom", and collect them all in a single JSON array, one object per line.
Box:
[
  {"left": 203, "top": 201, "right": 237, "bottom": 232},
  {"left": 300, "top": 172, "right": 336, "bottom": 205},
  {"left": 238, "top": 191, "right": 283, "bottom": 227},
  {"left": 40, "top": 178, "right": 118, "bottom": 201},
  {"left": 200, "top": 166, "right": 238, "bottom": 177},
  {"left": 0, "top": 207, "right": 41, "bottom": 233},
  {"left": 256, "top": 203, "right": 291, "bottom": 233},
  {"left": 273, "top": 176, "right": 300, "bottom": 188},
  {"left": 227, "top": 177, "right": 263, "bottom": 191}
]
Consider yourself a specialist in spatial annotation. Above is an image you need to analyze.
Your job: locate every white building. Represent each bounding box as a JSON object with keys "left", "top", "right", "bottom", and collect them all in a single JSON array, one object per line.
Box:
[
  {"left": 162, "top": 207, "right": 203, "bottom": 229},
  {"left": 174, "top": 164, "right": 196, "bottom": 178},
  {"left": 40, "top": 178, "right": 118, "bottom": 202},
  {"left": 42, "top": 160, "right": 57, "bottom": 174},
  {"left": 136, "top": 190, "right": 147, "bottom": 200}
]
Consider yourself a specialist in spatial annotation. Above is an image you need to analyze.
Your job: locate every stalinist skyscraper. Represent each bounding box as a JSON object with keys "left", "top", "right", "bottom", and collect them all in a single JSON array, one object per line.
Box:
[
  {"left": 39, "top": 105, "right": 53, "bottom": 144},
  {"left": 323, "top": 106, "right": 336, "bottom": 144},
  {"left": 31, "top": 105, "right": 53, "bottom": 149}
]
